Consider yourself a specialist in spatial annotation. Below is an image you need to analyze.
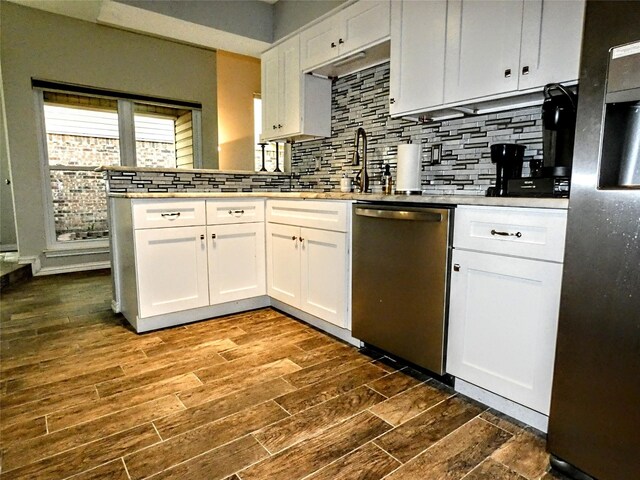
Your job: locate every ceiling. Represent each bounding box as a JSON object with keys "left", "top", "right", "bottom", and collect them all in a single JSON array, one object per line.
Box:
[{"left": 7, "top": 0, "right": 273, "bottom": 57}]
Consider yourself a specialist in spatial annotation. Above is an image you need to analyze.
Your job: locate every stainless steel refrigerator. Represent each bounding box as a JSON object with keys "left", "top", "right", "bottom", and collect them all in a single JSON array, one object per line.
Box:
[{"left": 547, "top": 2, "right": 640, "bottom": 480}]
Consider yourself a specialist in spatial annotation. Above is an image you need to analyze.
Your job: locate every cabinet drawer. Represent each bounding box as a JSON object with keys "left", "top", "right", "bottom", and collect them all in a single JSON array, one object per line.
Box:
[
  {"left": 266, "top": 200, "right": 349, "bottom": 232},
  {"left": 454, "top": 206, "right": 567, "bottom": 262},
  {"left": 132, "top": 199, "right": 206, "bottom": 229},
  {"left": 206, "top": 199, "right": 265, "bottom": 225}
]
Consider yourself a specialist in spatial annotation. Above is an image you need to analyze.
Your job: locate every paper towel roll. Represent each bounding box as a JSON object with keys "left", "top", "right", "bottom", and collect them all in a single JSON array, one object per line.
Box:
[{"left": 396, "top": 143, "right": 422, "bottom": 193}]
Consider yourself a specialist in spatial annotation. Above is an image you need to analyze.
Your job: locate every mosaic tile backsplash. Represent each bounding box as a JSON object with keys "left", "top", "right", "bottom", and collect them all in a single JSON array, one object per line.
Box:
[
  {"left": 291, "top": 61, "right": 543, "bottom": 195},
  {"left": 104, "top": 61, "right": 543, "bottom": 196},
  {"left": 105, "top": 170, "right": 292, "bottom": 193}
]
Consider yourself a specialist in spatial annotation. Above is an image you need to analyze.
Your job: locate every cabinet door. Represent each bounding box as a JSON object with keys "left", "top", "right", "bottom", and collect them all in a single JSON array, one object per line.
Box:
[
  {"left": 518, "top": 0, "right": 585, "bottom": 90},
  {"left": 389, "top": 0, "right": 446, "bottom": 116},
  {"left": 446, "top": 249, "right": 562, "bottom": 414},
  {"left": 207, "top": 223, "right": 266, "bottom": 305},
  {"left": 266, "top": 223, "right": 301, "bottom": 307},
  {"left": 341, "top": 0, "right": 390, "bottom": 55},
  {"left": 299, "top": 228, "right": 348, "bottom": 328},
  {"left": 135, "top": 226, "right": 209, "bottom": 318},
  {"left": 261, "top": 46, "right": 280, "bottom": 140},
  {"left": 444, "top": 0, "right": 524, "bottom": 103},
  {"left": 279, "top": 35, "right": 302, "bottom": 137},
  {"left": 300, "top": 15, "right": 340, "bottom": 71}
]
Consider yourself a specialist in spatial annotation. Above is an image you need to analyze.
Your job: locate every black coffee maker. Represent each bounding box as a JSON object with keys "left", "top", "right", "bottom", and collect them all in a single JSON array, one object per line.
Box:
[
  {"left": 507, "top": 83, "right": 577, "bottom": 197},
  {"left": 486, "top": 143, "right": 525, "bottom": 197}
]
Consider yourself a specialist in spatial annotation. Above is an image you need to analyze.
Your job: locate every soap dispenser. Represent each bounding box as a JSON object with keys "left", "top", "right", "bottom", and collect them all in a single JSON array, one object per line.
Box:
[{"left": 382, "top": 164, "right": 393, "bottom": 194}]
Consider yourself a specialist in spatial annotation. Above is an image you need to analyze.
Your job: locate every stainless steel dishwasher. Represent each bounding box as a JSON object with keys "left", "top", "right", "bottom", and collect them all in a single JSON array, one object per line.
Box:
[{"left": 352, "top": 203, "right": 452, "bottom": 375}]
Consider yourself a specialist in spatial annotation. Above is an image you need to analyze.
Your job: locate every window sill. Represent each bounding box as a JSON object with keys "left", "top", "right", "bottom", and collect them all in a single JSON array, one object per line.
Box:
[{"left": 44, "top": 243, "right": 110, "bottom": 258}]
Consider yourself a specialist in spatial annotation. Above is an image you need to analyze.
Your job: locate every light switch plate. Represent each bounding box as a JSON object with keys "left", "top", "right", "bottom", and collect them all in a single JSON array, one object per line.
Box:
[{"left": 431, "top": 144, "right": 442, "bottom": 165}]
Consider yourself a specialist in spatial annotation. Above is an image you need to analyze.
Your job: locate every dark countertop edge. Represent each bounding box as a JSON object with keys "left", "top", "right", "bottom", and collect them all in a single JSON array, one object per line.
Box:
[{"left": 106, "top": 191, "right": 569, "bottom": 209}]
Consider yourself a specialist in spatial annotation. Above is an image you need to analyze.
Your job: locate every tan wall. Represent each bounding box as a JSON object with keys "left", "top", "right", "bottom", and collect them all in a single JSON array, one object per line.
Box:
[
  {"left": 0, "top": 2, "right": 218, "bottom": 268},
  {"left": 217, "top": 51, "right": 261, "bottom": 172}
]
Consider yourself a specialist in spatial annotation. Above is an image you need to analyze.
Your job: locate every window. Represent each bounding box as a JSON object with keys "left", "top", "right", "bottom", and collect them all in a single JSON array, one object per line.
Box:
[{"left": 36, "top": 84, "right": 202, "bottom": 247}]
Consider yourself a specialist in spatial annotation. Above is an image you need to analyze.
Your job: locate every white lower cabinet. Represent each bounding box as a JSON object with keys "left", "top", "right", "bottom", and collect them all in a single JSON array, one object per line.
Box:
[
  {"left": 446, "top": 205, "right": 567, "bottom": 418},
  {"left": 266, "top": 223, "right": 348, "bottom": 328},
  {"left": 299, "top": 227, "right": 347, "bottom": 327},
  {"left": 266, "top": 223, "right": 301, "bottom": 305},
  {"left": 207, "top": 223, "right": 266, "bottom": 304},
  {"left": 265, "top": 200, "right": 351, "bottom": 330},
  {"left": 446, "top": 248, "right": 562, "bottom": 414},
  {"left": 135, "top": 226, "right": 210, "bottom": 318},
  {"left": 112, "top": 197, "right": 268, "bottom": 332}
]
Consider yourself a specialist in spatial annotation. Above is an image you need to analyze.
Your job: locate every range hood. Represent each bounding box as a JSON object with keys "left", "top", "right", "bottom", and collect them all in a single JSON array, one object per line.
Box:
[{"left": 305, "top": 41, "right": 390, "bottom": 79}]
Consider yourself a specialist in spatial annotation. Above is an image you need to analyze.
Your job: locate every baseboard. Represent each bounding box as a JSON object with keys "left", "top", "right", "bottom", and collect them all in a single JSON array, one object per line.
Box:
[
  {"left": 35, "top": 261, "right": 111, "bottom": 276},
  {"left": 269, "top": 299, "right": 360, "bottom": 347},
  {"left": 18, "top": 255, "right": 41, "bottom": 275},
  {"left": 454, "top": 378, "right": 549, "bottom": 433},
  {"left": 133, "top": 296, "right": 271, "bottom": 332},
  {"left": 0, "top": 244, "right": 17, "bottom": 252}
]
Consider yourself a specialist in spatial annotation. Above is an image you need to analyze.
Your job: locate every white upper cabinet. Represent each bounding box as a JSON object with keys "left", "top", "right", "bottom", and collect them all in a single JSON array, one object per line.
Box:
[
  {"left": 389, "top": 0, "right": 447, "bottom": 116},
  {"left": 390, "top": 0, "right": 585, "bottom": 117},
  {"left": 518, "top": 0, "right": 585, "bottom": 90},
  {"left": 300, "top": 0, "right": 390, "bottom": 72},
  {"left": 444, "top": 0, "right": 585, "bottom": 104},
  {"left": 261, "top": 35, "right": 331, "bottom": 142},
  {"left": 444, "top": 0, "right": 524, "bottom": 103},
  {"left": 261, "top": 46, "right": 281, "bottom": 139}
]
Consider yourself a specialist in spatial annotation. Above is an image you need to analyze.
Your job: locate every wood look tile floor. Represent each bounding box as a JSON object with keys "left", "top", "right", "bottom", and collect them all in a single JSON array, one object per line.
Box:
[{"left": 0, "top": 270, "right": 567, "bottom": 480}]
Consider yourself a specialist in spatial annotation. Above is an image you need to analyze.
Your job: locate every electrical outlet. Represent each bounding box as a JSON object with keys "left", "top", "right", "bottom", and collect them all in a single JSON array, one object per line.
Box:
[{"left": 431, "top": 144, "right": 442, "bottom": 165}]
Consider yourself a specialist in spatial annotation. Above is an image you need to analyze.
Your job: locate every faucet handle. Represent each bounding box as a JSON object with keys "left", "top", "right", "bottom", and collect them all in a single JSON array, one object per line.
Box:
[{"left": 352, "top": 151, "right": 360, "bottom": 166}]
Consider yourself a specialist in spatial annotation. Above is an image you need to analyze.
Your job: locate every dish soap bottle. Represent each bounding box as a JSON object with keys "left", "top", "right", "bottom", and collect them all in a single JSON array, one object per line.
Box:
[{"left": 382, "top": 164, "right": 393, "bottom": 194}]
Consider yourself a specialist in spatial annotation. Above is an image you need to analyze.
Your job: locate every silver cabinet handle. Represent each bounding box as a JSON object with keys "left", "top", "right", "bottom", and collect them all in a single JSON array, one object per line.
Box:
[
  {"left": 200, "top": 234, "right": 205, "bottom": 240},
  {"left": 291, "top": 236, "right": 297, "bottom": 241},
  {"left": 453, "top": 264, "right": 460, "bottom": 272},
  {"left": 161, "top": 212, "right": 181, "bottom": 218},
  {"left": 522, "top": 65, "right": 529, "bottom": 75},
  {"left": 228, "top": 209, "right": 245, "bottom": 216},
  {"left": 299, "top": 237, "right": 304, "bottom": 243},
  {"left": 491, "top": 229, "right": 522, "bottom": 238},
  {"left": 504, "top": 68, "right": 512, "bottom": 78},
  {"left": 211, "top": 233, "right": 216, "bottom": 239}
]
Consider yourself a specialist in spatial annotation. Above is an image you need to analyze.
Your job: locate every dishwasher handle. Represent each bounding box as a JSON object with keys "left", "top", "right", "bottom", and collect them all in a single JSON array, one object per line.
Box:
[{"left": 354, "top": 207, "right": 442, "bottom": 222}]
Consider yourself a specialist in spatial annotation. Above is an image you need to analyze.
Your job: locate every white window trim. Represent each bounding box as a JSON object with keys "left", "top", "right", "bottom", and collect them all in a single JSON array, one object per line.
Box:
[{"left": 35, "top": 90, "right": 107, "bottom": 251}]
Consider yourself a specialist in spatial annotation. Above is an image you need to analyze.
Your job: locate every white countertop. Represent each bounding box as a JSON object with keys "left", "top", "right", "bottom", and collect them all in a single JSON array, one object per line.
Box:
[{"left": 108, "top": 191, "right": 569, "bottom": 209}]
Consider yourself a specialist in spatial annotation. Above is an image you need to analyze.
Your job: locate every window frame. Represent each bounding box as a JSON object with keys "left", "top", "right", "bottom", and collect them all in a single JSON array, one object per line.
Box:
[{"left": 34, "top": 87, "right": 203, "bottom": 251}]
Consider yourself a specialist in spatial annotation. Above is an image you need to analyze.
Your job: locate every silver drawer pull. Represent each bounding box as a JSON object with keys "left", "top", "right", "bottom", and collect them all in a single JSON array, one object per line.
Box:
[
  {"left": 491, "top": 229, "right": 522, "bottom": 238},
  {"left": 228, "top": 209, "right": 245, "bottom": 217},
  {"left": 160, "top": 212, "right": 181, "bottom": 218}
]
